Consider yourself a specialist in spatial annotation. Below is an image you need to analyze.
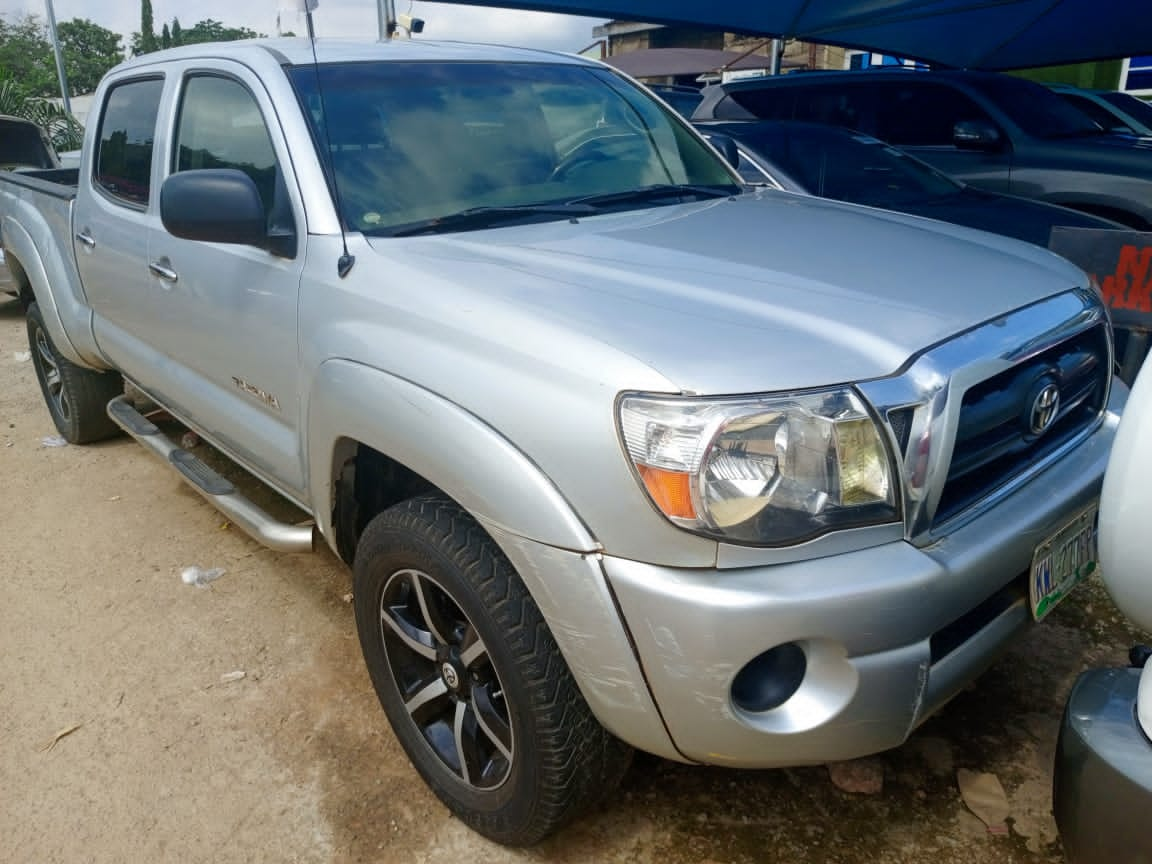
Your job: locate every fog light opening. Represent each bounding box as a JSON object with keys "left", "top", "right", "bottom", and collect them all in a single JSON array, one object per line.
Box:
[{"left": 731, "top": 642, "right": 808, "bottom": 713}]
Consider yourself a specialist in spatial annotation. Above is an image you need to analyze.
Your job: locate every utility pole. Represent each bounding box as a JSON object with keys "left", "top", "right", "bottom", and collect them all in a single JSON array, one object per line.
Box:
[
  {"left": 297, "top": 0, "right": 318, "bottom": 39},
  {"left": 44, "top": 0, "right": 71, "bottom": 113},
  {"left": 377, "top": 0, "right": 397, "bottom": 40},
  {"left": 768, "top": 37, "right": 782, "bottom": 75}
]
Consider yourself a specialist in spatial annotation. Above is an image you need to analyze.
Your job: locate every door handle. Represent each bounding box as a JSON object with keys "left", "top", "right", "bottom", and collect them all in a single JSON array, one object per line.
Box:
[
  {"left": 75, "top": 231, "right": 95, "bottom": 248},
  {"left": 148, "top": 260, "right": 179, "bottom": 283}
]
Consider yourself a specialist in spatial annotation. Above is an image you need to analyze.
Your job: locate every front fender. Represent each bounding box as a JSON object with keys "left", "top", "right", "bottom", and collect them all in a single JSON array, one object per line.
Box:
[
  {"left": 305, "top": 360, "right": 682, "bottom": 758},
  {"left": 306, "top": 359, "right": 597, "bottom": 553}
]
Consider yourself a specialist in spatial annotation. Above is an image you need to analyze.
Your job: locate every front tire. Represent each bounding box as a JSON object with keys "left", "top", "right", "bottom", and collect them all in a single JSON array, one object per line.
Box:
[
  {"left": 353, "top": 494, "right": 631, "bottom": 845},
  {"left": 26, "top": 302, "right": 122, "bottom": 444}
]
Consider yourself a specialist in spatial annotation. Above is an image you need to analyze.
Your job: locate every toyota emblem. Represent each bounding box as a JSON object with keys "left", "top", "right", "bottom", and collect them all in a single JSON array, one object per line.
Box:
[
  {"left": 1029, "top": 383, "right": 1060, "bottom": 435},
  {"left": 441, "top": 662, "right": 460, "bottom": 690}
]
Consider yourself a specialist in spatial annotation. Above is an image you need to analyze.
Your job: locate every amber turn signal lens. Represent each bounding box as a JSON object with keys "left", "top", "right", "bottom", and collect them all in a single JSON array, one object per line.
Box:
[{"left": 637, "top": 464, "right": 696, "bottom": 520}]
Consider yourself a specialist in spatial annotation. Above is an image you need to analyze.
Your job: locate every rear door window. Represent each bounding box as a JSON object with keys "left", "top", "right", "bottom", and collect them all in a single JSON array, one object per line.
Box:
[{"left": 93, "top": 77, "right": 164, "bottom": 207}]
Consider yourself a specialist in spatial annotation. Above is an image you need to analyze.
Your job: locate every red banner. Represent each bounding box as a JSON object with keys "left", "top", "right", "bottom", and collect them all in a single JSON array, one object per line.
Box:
[{"left": 1049, "top": 228, "right": 1152, "bottom": 330}]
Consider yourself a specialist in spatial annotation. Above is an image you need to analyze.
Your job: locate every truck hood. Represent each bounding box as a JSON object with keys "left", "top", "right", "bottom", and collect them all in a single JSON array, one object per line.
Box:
[{"left": 371, "top": 190, "right": 1087, "bottom": 395}]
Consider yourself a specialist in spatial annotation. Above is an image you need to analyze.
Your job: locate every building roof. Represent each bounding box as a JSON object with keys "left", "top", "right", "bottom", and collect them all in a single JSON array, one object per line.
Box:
[{"left": 605, "top": 47, "right": 798, "bottom": 79}]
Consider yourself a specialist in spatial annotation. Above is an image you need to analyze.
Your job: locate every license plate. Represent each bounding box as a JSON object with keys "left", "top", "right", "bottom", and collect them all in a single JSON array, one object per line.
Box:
[{"left": 1030, "top": 502, "right": 1098, "bottom": 620}]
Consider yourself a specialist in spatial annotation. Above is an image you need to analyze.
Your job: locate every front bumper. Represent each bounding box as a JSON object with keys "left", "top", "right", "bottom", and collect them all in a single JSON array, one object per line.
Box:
[
  {"left": 602, "top": 395, "right": 1120, "bottom": 767},
  {"left": 1053, "top": 666, "right": 1152, "bottom": 864}
]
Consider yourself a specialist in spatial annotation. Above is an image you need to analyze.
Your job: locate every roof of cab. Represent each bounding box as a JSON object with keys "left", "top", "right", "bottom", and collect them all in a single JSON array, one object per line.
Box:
[{"left": 112, "top": 36, "right": 597, "bottom": 72}]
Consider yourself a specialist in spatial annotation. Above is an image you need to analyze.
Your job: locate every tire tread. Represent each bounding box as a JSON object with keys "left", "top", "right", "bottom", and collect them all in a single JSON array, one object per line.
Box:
[
  {"left": 354, "top": 493, "right": 632, "bottom": 845},
  {"left": 26, "top": 302, "right": 122, "bottom": 444}
]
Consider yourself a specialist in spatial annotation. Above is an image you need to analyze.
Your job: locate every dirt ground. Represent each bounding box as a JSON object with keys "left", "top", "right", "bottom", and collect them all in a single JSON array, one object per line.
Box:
[{"left": 1, "top": 293, "right": 1147, "bottom": 864}]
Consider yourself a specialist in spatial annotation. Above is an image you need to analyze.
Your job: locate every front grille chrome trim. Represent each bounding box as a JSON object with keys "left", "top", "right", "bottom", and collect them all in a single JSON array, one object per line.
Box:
[{"left": 857, "top": 288, "right": 1111, "bottom": 545}]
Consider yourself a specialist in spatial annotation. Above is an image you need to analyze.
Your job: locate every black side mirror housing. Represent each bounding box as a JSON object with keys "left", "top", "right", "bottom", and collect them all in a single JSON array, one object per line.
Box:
[
  {"left": 704, "top": 132, "right": 741, "bottom": 169},
  {"left": 161, "top": 169, "right": 291, "bottom": 254},
  {"left": 953, "top": 120, "right": 1002, "bottom": 150}
]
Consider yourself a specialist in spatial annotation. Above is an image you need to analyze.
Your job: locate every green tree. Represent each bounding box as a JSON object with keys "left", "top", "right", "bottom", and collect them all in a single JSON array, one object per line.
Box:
[
  {"left": 180, "top": 19, "right": 263, "bottom": 45},
  {"left": 0, "top": 76, "right": 84, "bottom": 150},
  {"left": 161, "top": 23, "right": 170, "bottom": 49},
  {"left": 171, "top": 18, "right": 182, "bottom": 46},
  {"left": 0, "top": 15, "right": 56, "bottom": 97},
  {"left": 139, "top": 0, "right": 157, "bottom": 53},
  {"left": 57, "top": 19, "right": 123, "bottom": 95}
]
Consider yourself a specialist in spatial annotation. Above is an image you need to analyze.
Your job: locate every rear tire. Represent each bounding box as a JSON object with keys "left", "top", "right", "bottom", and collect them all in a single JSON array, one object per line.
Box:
[
  {"left": 353, "top": 493, "right": 632, "bottom": 845},
  {"left": 26, "top": 302, "right": 122, "bottom": 443}
]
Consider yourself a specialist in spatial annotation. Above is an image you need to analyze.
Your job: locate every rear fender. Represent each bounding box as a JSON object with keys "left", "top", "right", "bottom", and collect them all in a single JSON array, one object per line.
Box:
[{"left": 2, "top": 217, "right": 101, "bottom": 366}]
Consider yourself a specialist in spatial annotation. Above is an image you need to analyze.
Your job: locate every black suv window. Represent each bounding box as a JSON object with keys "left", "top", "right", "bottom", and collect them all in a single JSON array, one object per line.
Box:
[
  {"left": 874, "top": 82, "right": 994, "bottom": 146},
  {"left": 965, "top": 75, "right": 1101, "bottom": 138},
  {"left": 173, "top": 75, "right": 280, "bottom": 215},
  {"left": 94, "top": 77, "right": 164, "bottom": 207},
  {"left": 724, "top": 86, "right": 795, "bottom": 120},
  {"left": 791, "top": 84, "right": 874, "bottom": 131},
  {"left": 727, "top": 83, "right": 877, "bottom": 133}
]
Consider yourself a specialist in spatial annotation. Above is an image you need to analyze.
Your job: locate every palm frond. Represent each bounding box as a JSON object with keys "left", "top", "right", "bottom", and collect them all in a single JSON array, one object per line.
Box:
[{"left": 0, "top": 76, "right": 84, "bottom": 151}]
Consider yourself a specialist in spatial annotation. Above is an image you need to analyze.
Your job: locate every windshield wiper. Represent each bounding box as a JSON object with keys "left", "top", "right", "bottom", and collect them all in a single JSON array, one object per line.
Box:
[
  {"left": 566, "top": 184, "right": 737, "bottom": 209},
  {"left": 387, "top": 203, "right": 596, "bottom": 237}
]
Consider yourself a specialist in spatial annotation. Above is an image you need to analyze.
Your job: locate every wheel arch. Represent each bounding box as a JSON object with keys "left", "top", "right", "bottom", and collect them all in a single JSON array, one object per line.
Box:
[
  {"left": 308, "top": 360, "right": 683, "bottom": 763},
  {"left": 6, "top": 252, "right": 35, "bottom": 308},
  {"left": 308, "top": 359, "right": 598, "bottom": 564},
  {"left": 2, "top": 219, "right": 84, "bottom": 363}
]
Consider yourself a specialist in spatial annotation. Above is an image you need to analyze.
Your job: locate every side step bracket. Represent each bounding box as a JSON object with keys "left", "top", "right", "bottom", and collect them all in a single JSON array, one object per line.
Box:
[{"left": 106, "top": 395, "right": 315, "bottom": 553}]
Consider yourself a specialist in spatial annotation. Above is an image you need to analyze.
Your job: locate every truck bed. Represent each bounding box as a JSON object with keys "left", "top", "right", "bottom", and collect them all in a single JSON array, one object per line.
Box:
[
  {"left": 0, "top": 164, "right": 103, "bottom": 366},
  {"left": 0, "top": 168, "right": 79, "bottom": 199}
]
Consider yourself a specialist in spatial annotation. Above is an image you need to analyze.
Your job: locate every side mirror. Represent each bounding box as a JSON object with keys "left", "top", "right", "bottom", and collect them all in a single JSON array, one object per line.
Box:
[
  {"left": 953, "top": 120, "right": 1002, "bottom": 150},
  {"left": 704, "top": 132, "right": 741, "bottom": 169},
  {"left": 160, "top": 169, "right": 271, "bottom": 249}
]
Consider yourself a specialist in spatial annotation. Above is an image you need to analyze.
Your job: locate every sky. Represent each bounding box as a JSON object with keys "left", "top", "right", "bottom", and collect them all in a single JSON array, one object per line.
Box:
[{"left": 0, "top": 0, "right": 608, "bottom": 54}]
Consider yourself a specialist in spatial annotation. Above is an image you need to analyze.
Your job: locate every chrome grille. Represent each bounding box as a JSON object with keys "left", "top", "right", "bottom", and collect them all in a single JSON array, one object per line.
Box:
[{"left": 934, "top": 322, "right": 1110, "bottom": 525}]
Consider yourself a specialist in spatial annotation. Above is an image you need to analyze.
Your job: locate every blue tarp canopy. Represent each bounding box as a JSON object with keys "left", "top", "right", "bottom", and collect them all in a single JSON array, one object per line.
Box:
[{"left": 438, "top": 0, "right": 1152, "bottom": 71}]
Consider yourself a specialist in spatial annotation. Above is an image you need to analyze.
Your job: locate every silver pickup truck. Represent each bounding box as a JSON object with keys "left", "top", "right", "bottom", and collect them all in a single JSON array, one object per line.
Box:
[{"left": 0, "top": 39, "right": 1123, "bottom": 845}]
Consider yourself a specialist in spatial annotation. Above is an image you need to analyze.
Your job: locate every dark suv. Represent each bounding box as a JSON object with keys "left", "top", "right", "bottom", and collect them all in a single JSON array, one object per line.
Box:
[{"left": 693, "top": 69, "right": 1152, "bottom": 228}]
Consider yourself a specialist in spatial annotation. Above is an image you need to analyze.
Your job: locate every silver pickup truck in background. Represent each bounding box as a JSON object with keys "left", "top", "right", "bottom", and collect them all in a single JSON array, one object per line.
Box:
[{"left": 0, "top": 39, "right": 1123, "bottom": 845}]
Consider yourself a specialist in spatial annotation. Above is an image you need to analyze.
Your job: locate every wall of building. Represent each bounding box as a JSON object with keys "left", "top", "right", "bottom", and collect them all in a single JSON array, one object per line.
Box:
[
  {"left": 597, "top": 21, "right": 847, "bottom": 73},
  {"left": 1012, "top": 59, "right": 1124, "bottom": 90},
  {"left": 726, "top": 35, "right": 846, "bottom": 71}
]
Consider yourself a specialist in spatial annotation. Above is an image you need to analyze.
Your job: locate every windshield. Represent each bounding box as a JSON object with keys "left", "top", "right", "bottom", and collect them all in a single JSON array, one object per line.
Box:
[
  {"left": 966, "top": 75, "right": 1103, "bottom": 138},
  {"left": 288, "top": 61, "right": 738, "bottom": 235},
  {"left": 1100, "top": 91, "right": 1152, "bottom": 129},
  {"left": 731, "top": 123, "right": 960, "bottom": 206},
  {"left": 1057, "top": 91, "right": 1132, "bottom": 132}
]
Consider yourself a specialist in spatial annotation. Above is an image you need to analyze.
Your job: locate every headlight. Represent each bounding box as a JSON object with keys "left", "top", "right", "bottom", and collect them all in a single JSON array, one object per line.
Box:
[{"left": 619, "top": 388, "right": 899, "bottom": 545}]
